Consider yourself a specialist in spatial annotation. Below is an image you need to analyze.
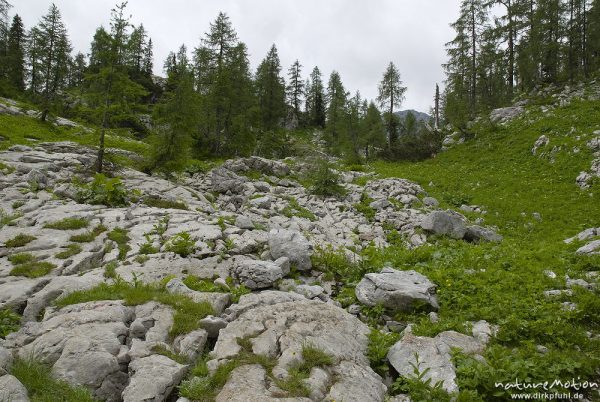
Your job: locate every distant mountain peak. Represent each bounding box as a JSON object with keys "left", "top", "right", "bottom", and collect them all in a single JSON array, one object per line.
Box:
[{"left": 394, "top": 109, "right": 431, "bottom": 122}]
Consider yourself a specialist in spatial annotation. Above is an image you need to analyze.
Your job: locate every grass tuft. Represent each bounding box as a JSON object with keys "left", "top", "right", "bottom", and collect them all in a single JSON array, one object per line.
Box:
[{"left": 44, "top": 217, "right": 89, "bottom": 230}]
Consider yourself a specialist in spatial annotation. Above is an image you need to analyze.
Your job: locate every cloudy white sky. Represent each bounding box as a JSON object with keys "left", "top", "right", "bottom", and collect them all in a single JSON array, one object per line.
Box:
[{"left": 14, "top": 0, "right": 462, "bottom": 112}]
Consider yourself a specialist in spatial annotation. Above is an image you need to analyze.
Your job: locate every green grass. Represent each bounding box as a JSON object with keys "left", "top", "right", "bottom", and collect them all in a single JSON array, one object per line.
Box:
[
  {"left": 10, "top": 261, "right": 56, "bottom": 278},
  {"left": 143, "top": 196, "right": 188, "bottom": 210},
  {"left": 281, "top": 197, "right": 317, "bottom": 221},
  {"left": 44, "top": 217, "right": 89, "bottom": 230},
  {"left": 55, "top": 243, "right": 83, "bottom": 259},
  {"left": 69, "top": 224, "right": 107, "bottom": 243},
  {"left": 0, "top": 308, "right": 21, "bottom": 338},
  {"left": 55, "top": 280, "right": 214, "bottom": 338},
  {"left": 274, "top": 344, "right": 335, "bottom": 397},
  {"left": 107, "top": 227, "right": 131, "bottom": 260},
  {"left": 8, "top": 252, "right": 36, "bottom": 265},
  {"left": 10, "top": 358, "right": 96, "bottom": 402},
  {"left": 353, "top": 192, "right": 376, "bottom": 221},
  {"left": 363, "top": 98, "right": 600, "bottom": 400},
  {"left": 5, "top": 233, "right": 36, "bottom": 247},
  {"left": 151, "top": 344, "right": 189, "bottom": 364}
]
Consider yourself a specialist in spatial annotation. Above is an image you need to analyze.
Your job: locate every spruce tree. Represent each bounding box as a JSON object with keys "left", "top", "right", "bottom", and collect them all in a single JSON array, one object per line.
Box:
[
  {"left": 376, "top": 62, "right": 406, "bottom": 147},
  {"left": 361, "top": 101, "right": 386, "bottom": 159},
  {"left": 0, "top": 0, "right": 10, "bottom": 84},
  {"left": 32, "top": 3, "right": 72, "bottom": 121},
  {"left": 255, "top": 44, "right": 286, "bottom": 131},
  {"left": 286, "top": 59, "right": 304, "bottom": 121},
  {"left": 305, "top": 66, "right": 326, "bottom": 128},
  {"left": 325, "top": 70, "right": 348, "bottom": 152},
  {"left": 6, "top": 14, "right": 25, "bottom": 91}
]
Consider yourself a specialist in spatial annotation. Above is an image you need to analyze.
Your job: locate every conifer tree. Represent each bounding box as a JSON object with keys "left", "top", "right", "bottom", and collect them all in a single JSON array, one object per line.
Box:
[
  {"left": 0, "top": 0, "right": 10, "bottom": 84},
  {"left": 377, "top": 62, "right": 406, "bottom": 147},
  {"left": 31, "top": 3, "right": 72, "bottom": 121},
  {"left": 6, "top": 14, "right": 25, "bottom": 91},
  {"left": 255, "top": 44, "right": 286, "bottom": 131},
  {"left": 361, "top": 101, "right": 386, "bottom": 159},
  {"left": 305, "top": 66, "right": 326, "bottom": 128},
  {"left": 286, "top": 59, "right": 304, "bottom": 121},
  {"left": 325, "top": 70, "right": 348, "bottom": 152}
]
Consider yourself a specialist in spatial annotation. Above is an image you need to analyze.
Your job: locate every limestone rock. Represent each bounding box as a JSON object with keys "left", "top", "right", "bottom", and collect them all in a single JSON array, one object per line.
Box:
[
  {"left": 355, "top": 268, "right": 438, "bottom": 312},
  {"left": 232, "top": 260, "right": 285, "bottom": 289},
  {"left": 122, "top": 354, "right": 187, "bottom": 402},
  {"left": 420, "top": 210, "right": 467, "bottom": 239},
  {"left": 268, "top": 229, "right": 312, "bottom": 271}
]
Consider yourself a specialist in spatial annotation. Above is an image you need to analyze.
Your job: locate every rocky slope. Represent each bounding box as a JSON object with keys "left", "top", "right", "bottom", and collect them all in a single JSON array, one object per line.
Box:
[{"left": 0, "top": 141, "right": 502, "bottom": 401}]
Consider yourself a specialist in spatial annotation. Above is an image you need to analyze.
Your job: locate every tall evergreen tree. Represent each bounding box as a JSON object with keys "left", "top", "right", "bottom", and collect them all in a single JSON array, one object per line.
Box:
[
  {"left": 6, "top": 14, "right": 25, "bottom": 91},
  {"left": 325, "top": 70, "right": 347, "bottom": 152},
  {"left": 68, "top": 52, "right": 86, "bottom": 89},
  {"left": 32, "top": 3, "right": 72, "bottom": 121},
  {"left": 361, "top": 101, "right": 386, "bottom": 158},
  {"left": 286, "top": 59, "right": 304, "bottom": 120},
  {"left": 376, "top": 62, "right": 406, "bottom": 147},
  {"left": 305, "top": 66, "right": 326, "bottom": 128},
  {"left": 84, "top": 2, "right": 146, "bottom": 172},
  {"left": 590, "top": 0, "right": 600, "bottom": 70},
  {"left": 255, "top": 44, "right": 286, "bottom": 131},
  {"left": 0, "top": 0, "right": 10, "bottom": 83}
]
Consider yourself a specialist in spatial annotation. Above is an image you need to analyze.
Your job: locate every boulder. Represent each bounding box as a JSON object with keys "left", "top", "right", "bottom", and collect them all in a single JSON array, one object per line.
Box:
[
  {"left": 463, "top": 225, "right": 503, "bottom": 243},
  {"left": 576, "top": 240, "right": 600, "bottom": 255},
  {"left": 388, "top": 329, "right": 487, "bottom": 394},
  {"left": 420, "top": 211, "right": 467, "bottom": 239},
  {"left": 268, "top": 229, "right": 312, "bottom": 271},
  {"left": 490, "top": 106, "right": 524, "bottom": 124},
  {"left": 122, "top": 354, "right": 187, "bottom": 402},
  {"left": 232, "top": 260, "right": 285, "bottom": 289},
  {"left": 355, "top": 268, "right": 438, "bottom": 312},
  {"left": 234, "top": 215, "right": 254, "bottom": 230},
  {"left": 210, "top": 167, "right": 247, "bottom": 194},
  {"left": 0, "top": 374, "right": 29, "bottom": 402}
]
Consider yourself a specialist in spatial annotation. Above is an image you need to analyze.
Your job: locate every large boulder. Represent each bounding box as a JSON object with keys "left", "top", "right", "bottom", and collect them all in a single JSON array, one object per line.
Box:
[
  {"left": 355, "top": 268, "right": 439, "bottom": 312},
  {"left": 489, "top": 106, "right": 524, "bottom": 124},
  {"left": 268, "top": 229, "right": 312, "bottom": 271},
  {"left": 0, "top": 374, "right": 29, "bottom": 402},
  {"left": 232, "top": 260, "right": 286, "bottom": 289},
  {"left": 122, "top": 354, "right": 186, "bottom": 402},
  {"left": 388, "top": 327, "right": 489, "bottom": 394},
  {"left": 211, "top": 299, "right": 386, "bottom": 402},
  {"left": 463, "top": 225, "right": 503, "bottom": 243},
  {"left": 222, "top": 156, "right": 291, "bottom": 177},
  {"left": 420, "top": 210, "right": 467, "bottom": 239}
]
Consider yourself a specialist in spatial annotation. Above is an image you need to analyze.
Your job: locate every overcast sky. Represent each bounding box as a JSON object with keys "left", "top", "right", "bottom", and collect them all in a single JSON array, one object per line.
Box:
[{"left": 14, "top": 0, "right": 462, "bottom": 112}]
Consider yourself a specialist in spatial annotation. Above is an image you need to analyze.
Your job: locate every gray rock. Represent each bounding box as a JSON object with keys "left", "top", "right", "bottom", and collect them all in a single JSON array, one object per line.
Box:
[
  {"left": 576, "top": 240, "right": 600, "bottom": 255},
  {"left": 420, "top": 210, "right": 467, "bottom": 239},
  {"left": 268, "top": 228, "right": 312, "bottom": 271},
  {"left": 174, "top": 329, "right": 208, "bottom": 360},
  {"left": 490, "top": 106, "right": 524, "bottom": 124},
  {"left": 165, "top": 278, "right": 230, "bottom": 314},
  {"left": 369, "top": 199, "right": 391, "bottom": 210},
  {"left": 355, "top": 268, "right": 438, "bottom": 312},
  {"left": 532, "top": 135, "right": 549, "bottom": 155},
  {"left": 235, "top": 215, "right": 254, "bottom": 230},
  {"left": 0, "top": 374, "right": 30, "bottom": 402},
  {"left": 199, "top": 316, "right": 228, "bottom": 338},
  {"left": 222, "top": 291, "right": 306, "bottom": 322},
  {"left": 211, "top": 167, "right": 247, "bottom": 194},
  {"left": 464, "top": 225, "right": 503, "bottom": 243},
  {"left": 293, "top": 285, "right": 325, "bottom": 299},
  {"left": 423, "top": 197, "right": 439, "bottom": 207},
  {"left": 122, "top": 354, "right": 187, "bottom": 402},
  {"left": 233, "top": 260, "right": 285, "bottom": 289},
  {"left": 249, "top": 196, "right": 272, "bottom": 209},
  {"left": 0, "top": 345, "right": 13, "bottom": 372},
  {"left": 388, "top": 330, "right": 486, "bottom": 394}
]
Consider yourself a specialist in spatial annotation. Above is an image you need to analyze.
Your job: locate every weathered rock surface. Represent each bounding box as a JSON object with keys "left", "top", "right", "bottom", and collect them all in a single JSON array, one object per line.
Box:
[
  {"left": 355, "top": 268, "right": 439, "bottom": 312},
  {"left": 268, "top": 228, "right": 312, "bottom": 271},
  {"left": 233, "top": 260, "right": 286, "bottom": 289},
  {"left": 0, "top": 374, "right": 30, "bottom": 402},
  {"left": 388, "top": 324, "right": 491, "bottom": 394},
  {"left": 490, "top": 106, "right": 524, "bottom": 124},
  {"left": 420, "top": 210, "right": 467, "bottom": 239},
  {"left": 211, "top": 299, "right": 386, "bottom": 402}
]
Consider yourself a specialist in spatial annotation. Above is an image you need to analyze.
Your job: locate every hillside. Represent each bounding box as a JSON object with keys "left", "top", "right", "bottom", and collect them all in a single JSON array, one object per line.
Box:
[
  {"left": 394, "top": 109, "right": 431, "bottom": 123},
  {"left": 0, "top": 83, "right": 599, "bottom": 402}
]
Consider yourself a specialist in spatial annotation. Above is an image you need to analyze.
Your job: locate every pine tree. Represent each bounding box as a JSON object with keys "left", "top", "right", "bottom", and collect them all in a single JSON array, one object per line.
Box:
[
  {"left": 255, "top": 44, "right": 286, "bottom": 131},
  {"left": 84, "top": 2, "right": 146, "bottom": 173},
  {"left": 0, "top": 0, "right": 10, "bottom": 84},
  {"left": 32, "top": 3, "right": 72, "bottom": 121},
  {"left": 376, "top": 62, "right": 407, "bottom": 147},
  {"left": 89, "top": 27, "right": 112, "bottom": 72},
  {"left": 305, "top": 66, "right": 326, "bottom": 128},
  {"left": 590, "top": 0, "right": 600, "bottom": 70},
  {"left": 6, "top": 14, "right": 25, "bottom": 91},
  {"left": 286, "top": 59, "right": 304, "bottom": 121},
  {"left": 345, "top": 91, "right": 363, "bottom": 161},
  {"left": 434, "top": 84, "right": 441, "bottom": 129},
  {"left": 325, "top": 70, "right": 348, "bottom": 152},
  {"left": 68, "top": 52, "right": 86, "bottom": 89}
]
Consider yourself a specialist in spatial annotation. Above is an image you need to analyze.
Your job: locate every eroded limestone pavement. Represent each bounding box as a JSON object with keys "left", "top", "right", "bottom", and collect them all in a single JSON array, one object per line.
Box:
[{"left": 0, "top": 142, "right": 502, "bottom": 401}]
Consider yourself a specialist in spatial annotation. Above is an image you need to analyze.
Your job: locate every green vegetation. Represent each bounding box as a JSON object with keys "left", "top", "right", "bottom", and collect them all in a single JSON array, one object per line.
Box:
[
  {"left": 107, "top": 228, "right": 131, "bottom": 260},
  {"left": 367, "top": 329, "right": 401, "bottom": 376},
  {"left": 10, "top": 358, "right": 97, "bottom": 402},
  {"left": 0, "top": 308, "right": 21, "bottom": 338},
  {"left": 165, "top": 232, "right": 196, "bottom": 257},
  {"left": 281, "top": 197, "right": 316, "bottom": 221},
  {"left": 103, "top": 261, "right": 118, "bottom": 279},
  {"left": 144, "top": 196, "right": 188, "bottom": 210},
  {"left": 55, "top": 244, "right": 83, "bottom": 259},
  {"left": 76, "top": 174, "right": 129, "bottom": 207},
  {"left": 8, "top": 252, "right": 36, "bottom": 265},
  {"left": 0, "top": 209, "right": 21, "bottom": 229},
  {"left": 353, "top": 192, "right": 376, "bottom": 221},
  {"left": 10, "top": 261, "right": 56, "bottom": 278},
  {"left": 151, "top": 344, "right": 189, "bottom": 365},
  {"left": 139, "top": 235, "right": 159, "bottom": 255},
  {"left": 44, "top": 217, "right": 89, "bottom": 230},
  {"left": 5, "top": 233, "right": 36, "bottom": 247},
  {"left": 69, "top": 224, "right": 107, "bottom": 243},
  {"left": 274, "top": 344, "right": 334, "bottom": 397},
  {"left": 56, "top": 279, "right": 214, "bottom": 338},
  {"left": 308, "top": 158, "right": 347, "bottom": 198}
]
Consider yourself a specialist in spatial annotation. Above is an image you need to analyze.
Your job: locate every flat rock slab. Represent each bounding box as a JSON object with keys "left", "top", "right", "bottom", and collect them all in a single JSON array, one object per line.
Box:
[
  {"left": 122, "top": 354, "right": 187, "bottom": 402},
  {"left": 355, "top": 268, "right": 438, "bottom": 312}
]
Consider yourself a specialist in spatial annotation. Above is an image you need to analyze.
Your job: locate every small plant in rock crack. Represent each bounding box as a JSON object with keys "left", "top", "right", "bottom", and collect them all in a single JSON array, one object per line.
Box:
[
  {"left": 76, "top": 173, "right": 129, "bottom": 207},
  {"left": 389, "top": 352, "right": 450, "bottom": 400},
  {"left": 165, "top": 231, "right": 197, "bottom": 257},
  {"left": 139, "top": 234, "right": 159, "bottom": 255},
  {"left": 150, "top": 216, "right": 170, "bottom": 241}
]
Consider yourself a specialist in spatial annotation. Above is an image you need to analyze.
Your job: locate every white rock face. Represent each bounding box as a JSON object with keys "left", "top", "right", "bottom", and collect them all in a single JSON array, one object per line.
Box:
[
  {"left": 0, "top": 374, "right": 30, "bottom": 402},
  {"left": 232, "top": 260, "right": 286, "bottom": 289},
  {"left": 355, "top": 268, "right": 439, "bottom": 312},
  {"left": 268, "top": 229, "right": 312, "bottom": 271},
  {"left": 490, "top": 106, "right": 524, "bottom": 124},
  {"left": 122, "top": 354, "right": 187, "bottom": 402}
]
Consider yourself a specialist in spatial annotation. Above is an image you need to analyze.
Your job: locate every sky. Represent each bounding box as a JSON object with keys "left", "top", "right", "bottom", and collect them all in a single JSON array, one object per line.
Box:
[{"left": 14, "top": 0, "right": 462, "bottom": 113}]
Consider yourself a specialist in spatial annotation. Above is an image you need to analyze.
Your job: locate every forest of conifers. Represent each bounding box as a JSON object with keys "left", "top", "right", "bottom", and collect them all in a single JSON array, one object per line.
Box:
[{"left": 1, "top": 0, "right": 599, "bottom": 171}]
